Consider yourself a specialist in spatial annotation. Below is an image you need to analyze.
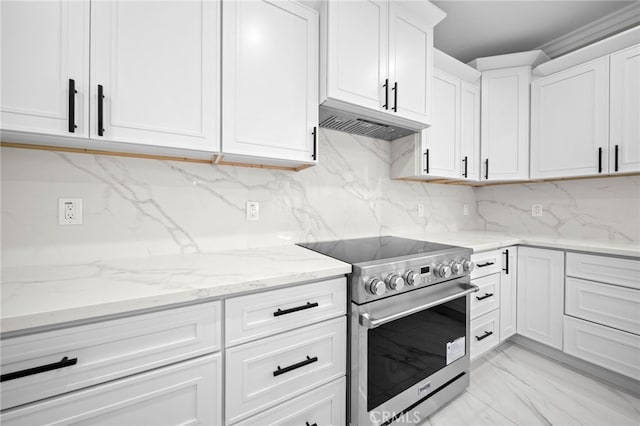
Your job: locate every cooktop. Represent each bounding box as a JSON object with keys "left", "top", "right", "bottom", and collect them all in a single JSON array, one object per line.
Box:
[{"left": 297, "top": 236, "right": 461, "bottom": 265}]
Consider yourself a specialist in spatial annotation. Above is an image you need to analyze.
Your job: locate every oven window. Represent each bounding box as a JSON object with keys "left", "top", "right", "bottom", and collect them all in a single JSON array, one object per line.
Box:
[{"left": 367, "top": 296, "right": 466, "bottom": 411}]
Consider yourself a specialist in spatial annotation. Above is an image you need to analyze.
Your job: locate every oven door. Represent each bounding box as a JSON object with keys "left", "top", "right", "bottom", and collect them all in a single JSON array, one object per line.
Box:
[{"left": 351, "top": 278, "right": 477, "bottom": 425}]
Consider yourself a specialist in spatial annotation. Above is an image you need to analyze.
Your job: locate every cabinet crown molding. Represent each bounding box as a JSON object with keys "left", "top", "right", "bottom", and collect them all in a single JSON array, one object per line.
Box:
[
  {"left": 434, "top": 48, "right": 480, "bottom": 83},
  {"left": 468, "top": 50, "right": 549, "bottom": 71}
]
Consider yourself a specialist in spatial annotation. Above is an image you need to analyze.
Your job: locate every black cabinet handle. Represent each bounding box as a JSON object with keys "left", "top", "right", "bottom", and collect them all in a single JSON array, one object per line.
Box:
[
  {"left": 477, "top": 261, "right": 494, "bottom": 268},
  {"left": 484, "top": 159, "right": 489, "bottom": 179},
  {"left": 312, "top": 127, "right": 317, "bottom": 160},
  {"left": 475, "top": 292, "right": 494, "bottom": 301},
  {"left": 68, "top": 79, "right": 77, "bottom": 133},
  {"left": 598, "top": 147, "right": 603, "bottom": 173},
  {"left": 1, "top": 356, "right": 78, "bottom": 382},
  {"left": 383, "top": 79, "right": 389, "bottom": 110},
  {"left": 97, "top": 85, "right": 105, "bottom": 136},
  {"left": 392, "top": 82, "right": 398, "bottom": 112},
  {"left": 424, "top": 149, "right": 429, "bottom": 174},
  {"left": 475, "top": 331, "right": 493, "bottom": 341},
  {"left": 273, "top": 302, "right": 319, "bottom": 317},
  {"left": 615, "top": 145, "right": 619, "bottom": 172},
  {"left": 503, "top": 249, "right": 509, "bottom": 275},
  {"left": 273, "top": 356, "right": 318, "bottom": 377},
  {"left": 306, "top": 422, "right": 317, "bottom": 426},
  {"left": 463, "top": 156, "right": 468, "bottom": 178}
]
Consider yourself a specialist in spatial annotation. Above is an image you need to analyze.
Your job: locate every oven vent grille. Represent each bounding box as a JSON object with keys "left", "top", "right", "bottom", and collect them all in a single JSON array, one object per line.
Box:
[{"left": 319, "top": 107, "right": 418, "bottom": 141}]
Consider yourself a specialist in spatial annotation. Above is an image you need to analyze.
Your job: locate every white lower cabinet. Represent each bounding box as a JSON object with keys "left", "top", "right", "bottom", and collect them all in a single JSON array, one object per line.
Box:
[
  {"left": 1, "top": 353, "right": 221, "bottom": 426},
  {"left": 517, "top": 247, "right": 564, "bottom": 350},
  {"left": 470, "top": 249, "right": 503, "bottom": 360},
  {"left": 234, "top": 377, "right": 346, "bottom": 426},
  {"left": 470, "top": 310, "right": 500, "bottom": 360}
]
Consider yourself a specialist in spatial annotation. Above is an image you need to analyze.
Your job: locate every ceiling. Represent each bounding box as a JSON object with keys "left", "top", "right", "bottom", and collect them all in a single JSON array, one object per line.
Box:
[{"left": 432, "top": 0, "right": 639, "bottom": 63}]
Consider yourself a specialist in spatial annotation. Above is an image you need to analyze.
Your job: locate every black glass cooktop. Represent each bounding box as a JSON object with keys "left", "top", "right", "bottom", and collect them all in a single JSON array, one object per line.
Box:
[{"left": 297, "top": 236, "right": 460, "bottom": 265}]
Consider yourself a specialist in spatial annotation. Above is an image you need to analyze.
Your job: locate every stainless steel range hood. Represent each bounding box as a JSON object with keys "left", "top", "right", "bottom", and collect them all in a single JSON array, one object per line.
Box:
[{"left": 319, "top": 104, "right": 421, "bottom": 141}]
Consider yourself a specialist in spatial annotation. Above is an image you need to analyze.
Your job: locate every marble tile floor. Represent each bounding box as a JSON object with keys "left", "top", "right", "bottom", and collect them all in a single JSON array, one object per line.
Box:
[{"left": 425, "top": 342, "right": 640, "bottom": 426}]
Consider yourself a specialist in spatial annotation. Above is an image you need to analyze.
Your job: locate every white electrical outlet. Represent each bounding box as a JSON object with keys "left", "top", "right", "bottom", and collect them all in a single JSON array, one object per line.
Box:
[
  {"left": 463, "top": 204, "right": 470, "bottom": 216},
  {"left": 417, "top": 204, "right": 425, "bottom": 217},
  {"left": 58, "top": 198, "right": 83, "bottom": 225},
  {"left": 531, "top": 204, "right": 543, "bottom": 217},
  {"left": 246, "top": 201, "right": 259, "bottom": 221}
]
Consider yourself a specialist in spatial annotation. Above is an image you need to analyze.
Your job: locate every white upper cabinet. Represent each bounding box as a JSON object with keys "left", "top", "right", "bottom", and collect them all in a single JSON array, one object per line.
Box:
[
  {"left": 480, "top": 66, "right": 531, "bottom": 181},
  {"left": 460, "top": 80, "right": 481, "bottom": 181},
  {"left": 530, "top": 57, "right": 610, "bottom": 179},
  {"left": 322, "top": 0, "right": 444, "bottom": 128},
  {"left": 221, "top": 0, "right": 318, "bottom": 165},
  {"left": 610, "top": 44, "right": 640, "bottom": 174},
  {"left": 0, "top": 0, "right": 89, "bottom": 138},
  {"left": 91, "top": 1, "right": 219, "bottom": 153}
]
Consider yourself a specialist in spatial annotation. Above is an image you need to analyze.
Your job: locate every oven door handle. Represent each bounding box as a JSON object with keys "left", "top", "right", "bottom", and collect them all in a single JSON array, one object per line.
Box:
[{"left": 359, "top": 283, "right": 479, "bottom": 329}]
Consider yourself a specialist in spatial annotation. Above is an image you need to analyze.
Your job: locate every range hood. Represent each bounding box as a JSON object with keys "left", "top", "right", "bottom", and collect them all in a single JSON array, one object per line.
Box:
[{"left": 319, "top": 103, "right": 424, "bottom": 142}]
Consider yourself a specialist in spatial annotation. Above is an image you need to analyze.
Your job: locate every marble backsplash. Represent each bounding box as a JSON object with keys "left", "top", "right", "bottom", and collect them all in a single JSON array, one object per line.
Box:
[
  {"left": 1, "top": 129, "right": 477, "bottom": 267},
  {"left": 475, "top": 176, "right": 640, "bottom": 242}
]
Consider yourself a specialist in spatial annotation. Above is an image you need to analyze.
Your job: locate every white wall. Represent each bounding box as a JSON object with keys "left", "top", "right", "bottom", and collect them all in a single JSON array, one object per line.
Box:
[
  {"left": 475, "top": 176, "right": 640, "bottom": 242},
  {"left": 1, "top": 129, "right": 477, "bottom": 267}
]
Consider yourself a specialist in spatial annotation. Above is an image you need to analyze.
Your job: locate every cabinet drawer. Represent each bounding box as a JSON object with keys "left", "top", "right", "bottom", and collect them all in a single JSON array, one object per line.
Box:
[
  {"left": 471, "top": 273, "right": 500, "bottom": 319},
  {"left": 471, "top": 250, "right": 502, "bottom": 279},
  {"left": 566, "top": 253, "right": 640, "bottom": 289},
  {"left": 226, "top": 277, "right": 346, "bottom": 347},
  {"left": 566, "top": 277, "right": 640, "bottom": 335},
  {"left": 564, "top": 316, "right": 640, "bottom": 380},
  {"left": 1, "top": 302, "right": 220, "bottom": 410},
  {"left": 1, "top": 353, "right": 221, "bottom": 426},
  {"left": 233, "top": 377, "right": 346, "bottom": 426},
  {"left": 470, "top": 310, "right": 500, "bottom": 360},
  {"left": 226, "top": 317, "right": 346, "bottom": 424}
]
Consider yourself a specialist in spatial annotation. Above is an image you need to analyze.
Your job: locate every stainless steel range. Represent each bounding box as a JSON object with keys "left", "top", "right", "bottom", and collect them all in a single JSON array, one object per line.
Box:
[{"left": 298, "top": 236, "right": 477, "bottom": 425}]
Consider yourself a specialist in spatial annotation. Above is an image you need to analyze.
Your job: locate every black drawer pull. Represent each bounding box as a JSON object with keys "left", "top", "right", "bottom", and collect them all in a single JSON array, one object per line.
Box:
[
  {"left": 476, "top": 292, "right": 494, "bottom": 301},
  {"left": 615, "top": 144, "right": 619, "bottom": 172},
  {"left": 392, "top": 81, "right": 398, "bottom": 112},
  {"left": 477, "top": 261, "right": 495, "bottom": 268},
  {"left": 306, "top": 422, "right": 318, "bottom": 426},
  {"left": 424, "top": 149, "right": 430, "bottom": 174},
  {"left": 273, "top": 302, "right": 319, "bottom": 317},
  {"left": 462, "top": 156, "right": 468, "bottom": 178},
  {"left": 97, "top": 84, "right": 105, "bottom": 136},
  {"left": 598, "top": 147, "right": 603, "bottom": 173},
  {"left": 273, "top": 356, "right": 318, "bottom": 377},
  {"left": 484, "top": 158, "right": 489, "bottom": 179},
  {"left": 68, "top": 79, "right": 77, "bottom": 133},
  {"left": 503, "top": 249, "right": 509, "bottom": 274},
  {"left": 475, "top": 331, "right": 493, "bottom": 341},
  {"left": 1, "top": 356, "right": 78, "bottom": 382},
  {"left": 312, "top": 127, "right": 317, "bottom": 160},
  {"left": 383, "top": 78, "right": 389, "bottom": 110}
]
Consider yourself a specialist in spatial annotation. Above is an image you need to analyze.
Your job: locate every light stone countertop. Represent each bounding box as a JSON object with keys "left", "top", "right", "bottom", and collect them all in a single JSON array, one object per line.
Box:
[{"left": 0, "top": 245, "right": 351, "bottom": 335}]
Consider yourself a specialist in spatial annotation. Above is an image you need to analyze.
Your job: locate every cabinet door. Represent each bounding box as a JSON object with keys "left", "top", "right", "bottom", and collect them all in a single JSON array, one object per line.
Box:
[
  {"left": 531, "top": 57, "right": 609, "bottom": 179},
  {"left": 326, "top": 0, "right": 388, "bottom": 112},
  {"left": 610, "top": 44, "right": 640, "bottom": 174},
  {"left": 222, "top": 0, "right": 318, "bottom": 163},
  {"left": 0, "top": 0, "right": 89, "bottom": 138},
  {"left": 500, "top": 246, "right": 517, "bottom": 341},
  {"left": 1, "top": 354, "right": 222, "bottom": 426},
  {"left": 425, "top": 70, "right": 460, "bottom": 178},
  {"left": 460, "top": 80, "right": 480, "bottom": 181},
  {"left": 90, "top": 1, "right": 219, "bottom": 152},
  {"left": 517, "top": 247, "right": 564, "bottom": 349},
  {"left": 480, "top": 67, "right": 530, "bottom": 181},
  {"left": 388, "top": 1, "right": 432, "bottom": 124}
]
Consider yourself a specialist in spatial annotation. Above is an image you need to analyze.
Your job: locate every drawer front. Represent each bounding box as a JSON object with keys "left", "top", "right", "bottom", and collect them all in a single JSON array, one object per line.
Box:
[
  {"left": 1, "top": 301, "right": 220, "bottom": 410},
  {"left": 566, "top": 277, "right": 640, "bottom": 335},
  {"left": 471, "top": 273, "right": 500, "bottom": 319},
  {"left": 566, "top": 252, "right": 640, "bottom": 289},
  {"left": 226, "top": 277, "right": 346, "bottom": 347},
  {"left": 1, "top": 353, "right": 222, "bottom": 426},
  {"left": 470, "top": 310, "right": 500, "bottom": 360},
  {"left": 233, "top": 377, "right": 346, "bottom": 426},
  {"left": 471, "top": 250, "right": 502, "bottom": 279},
  {"left": 564, "top": 316, "right": 640, "bottom": 380},
  {"left": 226, "top": 317, "right": 346, "bottom": 424}
]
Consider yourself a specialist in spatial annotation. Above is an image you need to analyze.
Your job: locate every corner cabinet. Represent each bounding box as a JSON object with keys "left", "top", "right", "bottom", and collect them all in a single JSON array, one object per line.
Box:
[
  {"left": 479, "top": 67, "right": 531, "bottom": 181},
  {"left": 517, "top": 247, "right": 564, "bottom": 350},
  {"left": 321, "top": 0, "right": 445, "bottom": 127},
  {"left": 221, "top": 0, "right": 319, "bottom": 167}
]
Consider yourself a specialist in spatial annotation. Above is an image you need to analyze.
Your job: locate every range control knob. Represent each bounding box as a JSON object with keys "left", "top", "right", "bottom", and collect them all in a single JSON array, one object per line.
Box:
[
  {"left": 385, "top": 274, "right": 405, "bottom": 291},
  {"left": 404, "top": 270, "right": 421, "bottom": 286},
  {"left": 462, "top": 260, "right": 475, "bottom": 273},
  {"left": 434, "top": 264, "right": 452, "bottom": 278},
  {"left": 366, "top": 278, "right": 386, "bottom": 296},
  {"left": 450, "top": 262, "right": 464, "bottom": 275}
]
